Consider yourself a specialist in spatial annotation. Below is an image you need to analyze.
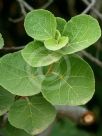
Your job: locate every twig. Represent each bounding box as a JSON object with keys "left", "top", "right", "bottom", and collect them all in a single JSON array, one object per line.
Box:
[
  {"left": 9, "top": 0, "right": 27, "bottom": 23},
  {"left": 9, "top": 16, "right": 24, "bottom": 23},
  {"left": 82, "top": 0, "right": 96, "bottom": 14},
  {"left": 82, "top": 0, "right": 102, "bottom": 20},
  {"left": 22, "top": 0, "right": 33, "bottom": 11},
  {"left": 37, "top": 106, "right": 95, "bottom": 136},
  {"left": 56, "top": 106, "right": 95, "bottom": 125},
  {"left": 0, "top": 46, "right": 24, "bottom": 51},
  {"left": 17, "top": 0, "right": 26, "bottom": 15},
  {"left": 41, "top": 0, "right": 53, "bottom": 9},
  {"left": 9, "top": 0, "right": 54, "bottom": 23},
  {"left": 81, "top": 50, "right": 102, "bottom": 68},
  {"left": 9, "top": 0, "right": 33, "bottom": 23},
  {"left": 95, "top": 41, "right": 101, "bottom": 59}
]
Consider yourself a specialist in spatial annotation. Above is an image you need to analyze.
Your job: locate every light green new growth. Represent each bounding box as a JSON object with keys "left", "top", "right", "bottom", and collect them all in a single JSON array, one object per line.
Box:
[{"left": 44, "top": 36, "right": 69, "bottom": 51}]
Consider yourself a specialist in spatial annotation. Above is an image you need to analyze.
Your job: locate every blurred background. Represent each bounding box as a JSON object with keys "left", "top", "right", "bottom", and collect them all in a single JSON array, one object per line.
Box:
[{"left": 0, "top": 0, "right": 102, "bottom": 136}]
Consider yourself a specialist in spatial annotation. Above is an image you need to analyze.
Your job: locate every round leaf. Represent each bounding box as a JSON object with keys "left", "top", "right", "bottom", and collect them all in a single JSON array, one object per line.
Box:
[
  {"left": 8, "top": 95, "right": 56, "bottom": 135},
  {"left": 42, "top": 55, "right": 95, "bottom": 105},
  {"left": 56, "top": 17, "right": 67, "bottom": 34},
  {"left": 61, "top": 14, "right": 101, "bottom": 54},
  {"left": 44, "top": 36, "right": 69, "bottom": 51},
  {"left": 0, "top": 86, "right": 15, "bottom": 116},
  {"left": 24, "top": 9, "right": 57, "bottom": 40},
  {"left": 0, "top": 33, "right": 4, "bottom": 49},
  {"left": 21, "top": 41, "right": 62, "bottom": 67},
  {"left": 0, "top": 51, "right": 44, "bottom": 96}
]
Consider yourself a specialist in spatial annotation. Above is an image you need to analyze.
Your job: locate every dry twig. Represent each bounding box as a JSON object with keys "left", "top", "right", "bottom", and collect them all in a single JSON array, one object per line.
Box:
[
  {"left": 82, "top": 0, "right": 96, "bottom": 14},
  {"left": 82, "top": 0, "right": 102, "bottom": 20},
  {"left": 81, "top": 50, "right": 102, "bottom": 68}
]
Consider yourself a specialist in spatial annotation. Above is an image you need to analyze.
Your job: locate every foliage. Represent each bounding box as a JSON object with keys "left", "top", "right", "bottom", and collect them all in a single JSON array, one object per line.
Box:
[
  {"left": 0, "top": 123, "right": 31, "bottom": 136},
  {"left": 50, "top": 118, "right": 90, "bottom": 136},
  {"left": 0, "top": 9, "right": 101, "bottom": 135}
]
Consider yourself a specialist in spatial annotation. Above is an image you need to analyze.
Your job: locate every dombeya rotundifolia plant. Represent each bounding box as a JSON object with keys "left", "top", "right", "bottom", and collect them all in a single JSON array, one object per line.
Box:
[{"left": 0, "top": 9, "right": 101, "bottom": 135}]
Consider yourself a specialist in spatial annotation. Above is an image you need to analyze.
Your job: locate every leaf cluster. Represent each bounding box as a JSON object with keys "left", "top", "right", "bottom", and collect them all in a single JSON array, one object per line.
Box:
[{"left": 0, "top": 9, "right": 101, "bottom": 135}]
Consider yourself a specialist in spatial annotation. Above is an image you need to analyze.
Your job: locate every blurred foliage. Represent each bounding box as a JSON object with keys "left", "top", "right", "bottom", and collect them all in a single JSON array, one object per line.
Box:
[
  {"left": 50, "top": 118, "right": 91, "bottom": 136},
  {"left": 0, "top": 122, "right": 31, "bottom": 136}
]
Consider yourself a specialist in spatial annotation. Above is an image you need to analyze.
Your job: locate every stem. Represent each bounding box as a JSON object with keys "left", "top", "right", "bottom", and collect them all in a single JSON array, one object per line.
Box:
[
  {"left": 81, "top": 50, "right": 102, "bottom": 68},
  {"left": 82, "top": 0, "right": 96, "bottom": 14},
  {"left": 37, "top": 106, "right": 95, "bottom": 136},
  {"left": 40, "top": 0, "right": 53, "bottom": 9},
  {"left": 21, "top": 0, "right": 33, "bottom": 11},
  {"left": 0, "top": 46, "right": 24, "bottom": 51},
  {"left": 82, "top": 0, "right": 102, "bottom": 20},
  {"left": 56, "top": 105, "right": 95, "bottom": 125}
]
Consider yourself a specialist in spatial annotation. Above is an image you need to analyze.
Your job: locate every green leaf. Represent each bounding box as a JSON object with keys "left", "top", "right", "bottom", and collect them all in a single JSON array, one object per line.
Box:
[
  {"left": 24, "top": 9, "right": 57, "bottom": 41},
  {"left": 8, "top": 95, "right": 56, "bottom": 135},
  {"left": 55, "top": 30, "right": 61, "bottom": 40},
  {"left": 60, "top": 14, "right": 101, "bottom": 54},
  {"left": 0, "top": 86, "right": 15, "bottom": 116},
  {"left": 0, "top": 51, "right": 44, "bottom": 96},
  {"left": 21, "top": 41, "right": 62, "bottom": 67},
  {"left": 1, "top": 123, "right": 31, "bottom": 136},
  {"left": 44, "top": 36, "right": 69, "bottom": 51},
  {"left": 0, "top": 33, "right": 4, "bottom": 49},
  {"left": 50, "top": 118, "right": 90, "bottom": 136},
  {"left": 42, "top": 55, "right": 95, "bottom": 105},
  {"left": 56, "top": 17, "right": 67, "bottom": 34}
]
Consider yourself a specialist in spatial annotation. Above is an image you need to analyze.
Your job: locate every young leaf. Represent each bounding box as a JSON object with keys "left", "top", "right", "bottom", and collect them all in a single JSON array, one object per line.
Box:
[
  {"left": 60, "top": 14, "right": 101, "bottom": 55},
  {"left": 42, "top": 55, "right": 95, "bottom": 105},
  {"left": 0, "top": 86, "right": 15, "bottom": 116},
  {"left": 8, "top": 95, "right": 56, "bottom": 135},
  {"left": 55, "top": 30, "right": 61, "bottom": 40},
  {"left": 0, "top": 33, "right": 4, "bottom": 49},
  {"left": 56, "top": 17, "right": 67, "bottom": 34},
  {"left": 24, "top": 9, "right": 57, "bottom": 41},
  {"left": 44, "top": 36, "right": 69, "bottom": 51},
  {"left": 21, "top": 41, "right": 62, "bottom": 67},
  {"left": 0, "top": 51, "right": 44, "bottom": 96}
]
